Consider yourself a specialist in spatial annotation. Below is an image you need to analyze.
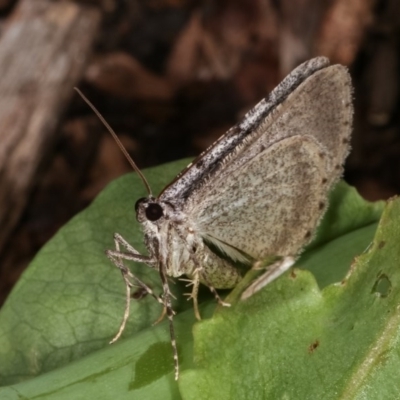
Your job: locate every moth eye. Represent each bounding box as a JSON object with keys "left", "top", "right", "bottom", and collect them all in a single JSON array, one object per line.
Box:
[
  {"left": 134, "top": 197, "right": 146, "bottom": 212},
  {"left": 146, "top": 203, "right": 163, "bottom": 221}
]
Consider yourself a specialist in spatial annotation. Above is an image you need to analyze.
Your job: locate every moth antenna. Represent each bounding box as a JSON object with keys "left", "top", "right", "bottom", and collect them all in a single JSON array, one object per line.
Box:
[{"left": 74, "top": 87, "right": 152, "bottom": 196}]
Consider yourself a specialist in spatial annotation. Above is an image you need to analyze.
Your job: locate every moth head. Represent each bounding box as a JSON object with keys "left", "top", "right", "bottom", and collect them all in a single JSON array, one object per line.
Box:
[{"left": 135, "top": 197, "right": 164, "bottom": 223}]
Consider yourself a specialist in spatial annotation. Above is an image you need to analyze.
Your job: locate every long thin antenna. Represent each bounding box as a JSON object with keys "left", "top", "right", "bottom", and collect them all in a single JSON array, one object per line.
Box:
[{"left": 74, "top": 88, "right": 152, "bottom": 196}]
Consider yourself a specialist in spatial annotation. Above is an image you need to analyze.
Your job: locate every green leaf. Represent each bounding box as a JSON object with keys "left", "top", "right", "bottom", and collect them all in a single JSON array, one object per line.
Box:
[
  {"left": 179, "top": 198, "right": 399, "bottom": 400},
  {"left": 0, "top": 158, "right": 387, "bottom": 399}
]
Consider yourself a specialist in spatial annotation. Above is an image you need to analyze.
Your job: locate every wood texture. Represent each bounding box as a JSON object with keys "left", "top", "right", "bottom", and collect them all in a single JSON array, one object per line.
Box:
[{"left": 0, "top": 0, "right": 100, "bottom": 254}]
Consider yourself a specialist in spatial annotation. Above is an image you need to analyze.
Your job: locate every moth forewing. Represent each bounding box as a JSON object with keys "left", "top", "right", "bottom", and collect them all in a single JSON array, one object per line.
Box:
[
  {"left": 158, "top": 57, "right": 351, "bottom": 204},
  {"left": 105, "top": 56, "right": 353, "bottom": 380}
]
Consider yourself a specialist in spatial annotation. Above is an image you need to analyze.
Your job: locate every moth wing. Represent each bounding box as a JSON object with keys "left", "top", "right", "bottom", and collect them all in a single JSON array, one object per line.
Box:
[
  {"left": 193, "top": 135, "right": 329, "bottom": 260},
  {"left": 159, "top": 58, "right": 352, "bottom": 207}
]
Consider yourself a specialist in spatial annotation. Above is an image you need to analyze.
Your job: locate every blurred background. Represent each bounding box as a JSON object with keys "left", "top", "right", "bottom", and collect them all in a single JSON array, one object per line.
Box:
[{"left": 0, "top": 0, "right": 399, "bottom": 306}]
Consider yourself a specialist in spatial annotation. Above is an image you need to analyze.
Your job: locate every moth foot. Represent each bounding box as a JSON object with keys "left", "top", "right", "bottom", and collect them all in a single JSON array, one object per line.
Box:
[{"left": 183, "top": 291, "right": 195, "bottom": 301}]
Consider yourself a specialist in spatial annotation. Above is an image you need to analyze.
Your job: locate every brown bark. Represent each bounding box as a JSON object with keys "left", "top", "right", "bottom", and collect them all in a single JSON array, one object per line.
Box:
[{"left": 0, "top": 0, "right": 101, "bottom": 255}]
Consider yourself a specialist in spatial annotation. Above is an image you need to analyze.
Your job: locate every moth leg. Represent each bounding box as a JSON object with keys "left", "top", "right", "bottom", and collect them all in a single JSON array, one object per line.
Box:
[
  {"left": 183, "top": 269, "right": 227, "bottom": 321},
  {"left": 188, "top": 266, "right": 231, "bottom": 320},
  {"left": 106, "top": 233, "right": 164, "bottom": 343},
  {"left": 179, "top": 273, "right": 201, "bottom": 320},
  {"left": 158, "top": 262, "right": 179, "bottom": 380},
  {"left": 108, "top": 257, "right": 164, "bottom": 343},
  {"left": 153, "top": 305, "right": 167, "bottom": 325},
  {"left": 108, "top": 235, "right": 180, "bottom": 379},
  {"left": 198, "top": 253, "right": 242, "bottom": 308},
  {"left": 107, "top": 233, "right": 157, "bottom": 267},
  {"left": 241, "top": 256, "right": 295, "bottom": 300},
  {"left": 153, "top": 278, "right": 179, "bottom": 324},
  {"left": 200, "top": 272, "right": 231, "bottom": 308},
  {"left": 191, "top": 269, "right": 202, "bottom": 320}
]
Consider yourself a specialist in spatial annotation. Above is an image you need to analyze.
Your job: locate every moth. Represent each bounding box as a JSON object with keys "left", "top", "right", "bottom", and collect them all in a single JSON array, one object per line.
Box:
[{"left": 77, "top": 56, "right": 353, "bottom": 380}]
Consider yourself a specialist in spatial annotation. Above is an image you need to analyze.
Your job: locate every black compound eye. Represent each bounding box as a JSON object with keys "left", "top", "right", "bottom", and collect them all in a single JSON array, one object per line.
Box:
[
  {"left": 145, "top": 203, "right": 163, "bottom": 221},
  {"left": 134, "top": 197, "right": 146, "bottom": 212}
]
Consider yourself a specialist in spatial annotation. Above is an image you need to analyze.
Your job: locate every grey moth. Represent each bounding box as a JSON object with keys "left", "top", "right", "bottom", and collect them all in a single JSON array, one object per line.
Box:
[{"left": 102, "top": 56, "right": 353, "bottom": 380}]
